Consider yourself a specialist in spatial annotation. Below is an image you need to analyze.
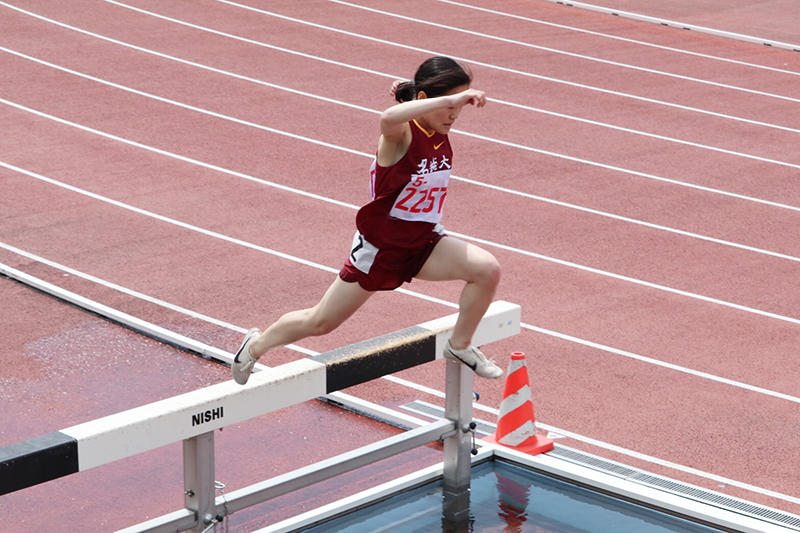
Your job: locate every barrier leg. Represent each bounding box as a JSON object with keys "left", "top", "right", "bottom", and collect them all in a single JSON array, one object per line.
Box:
[
  {"left": 441, "top": 358, "right": 474, "bottom": 528},
  {"left": 183, "top": 432, "right": 216, "bottom": 533}
]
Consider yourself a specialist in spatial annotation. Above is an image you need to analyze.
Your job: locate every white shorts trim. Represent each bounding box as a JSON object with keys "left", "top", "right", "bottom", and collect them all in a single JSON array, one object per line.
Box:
[{"left": 349, "top": 231, "right": 379, "bottom": 275}]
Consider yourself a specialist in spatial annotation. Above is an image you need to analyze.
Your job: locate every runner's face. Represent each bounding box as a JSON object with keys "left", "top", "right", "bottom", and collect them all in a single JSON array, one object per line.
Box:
[{"left": 418, "top": 84, "right": 470, "bottom": 135}]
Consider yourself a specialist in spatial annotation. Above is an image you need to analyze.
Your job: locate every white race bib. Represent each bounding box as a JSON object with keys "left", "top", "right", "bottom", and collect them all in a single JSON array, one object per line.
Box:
[{"left": 389, "top": 169, "right": 450, "bottom": 223}]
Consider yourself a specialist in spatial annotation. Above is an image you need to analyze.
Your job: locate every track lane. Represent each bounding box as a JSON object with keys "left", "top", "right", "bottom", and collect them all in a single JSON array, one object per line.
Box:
[
  {"left": 3, "top": 53, "right": 800, "bottom": 322},
  {"left": 3, "top": 220, "right": 799, "bottom": 521},
  {"left": 1, "top": 147, "right": 800, "bottom": 482},
  {"left": 3, "top": 0, "right": 796, "bottom": 524},
  {"left": 3, "top": 236, "right": 796, "bottom": 516},
  {"left": 7, "top": 0, "right": 800, "bottom": 136},
  {"left": 0, "top": 275, "right": 430, "bottom": 532},
  {"left": 325, "top": 0, "right": 800, "bottom": 99},
  {"left": 2, "top": 51, "right": 799, "bottom": 393},
  {"left": 3, "top": 98, "right": 800, "bottom": 394},
  {"left": 196, "top": 0, "right": 800, "bottom": 126},
  {"left": 3, "top": 0, "right": 786, "bottom": 200},
  {"left": 4, "top": 38, "right": 800, "bottom": 258}
]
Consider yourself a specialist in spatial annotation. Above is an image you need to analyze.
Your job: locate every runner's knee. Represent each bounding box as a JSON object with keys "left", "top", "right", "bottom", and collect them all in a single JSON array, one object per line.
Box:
[{"left": 472, "top": 253, "right": 501, "bottom": 288}]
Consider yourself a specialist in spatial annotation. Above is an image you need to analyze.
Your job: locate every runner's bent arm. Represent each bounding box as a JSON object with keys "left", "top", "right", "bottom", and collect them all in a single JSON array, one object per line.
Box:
[{"left": 377, "top": 88, "right": 486, "bottom": 166}]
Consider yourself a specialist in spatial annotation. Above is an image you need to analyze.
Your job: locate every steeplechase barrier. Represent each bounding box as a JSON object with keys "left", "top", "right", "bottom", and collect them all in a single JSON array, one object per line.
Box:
[
  {"left": 0, "top": 300, "right": 521, "bottom": 532},
  {"left": 4, "top": 261, "right": 799, "bottom": 533}
]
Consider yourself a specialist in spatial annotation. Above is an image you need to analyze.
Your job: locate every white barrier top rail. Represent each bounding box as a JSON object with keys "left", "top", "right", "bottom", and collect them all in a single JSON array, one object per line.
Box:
[{"left": 0, "top": 300, "right": 520, "bottom": 494}]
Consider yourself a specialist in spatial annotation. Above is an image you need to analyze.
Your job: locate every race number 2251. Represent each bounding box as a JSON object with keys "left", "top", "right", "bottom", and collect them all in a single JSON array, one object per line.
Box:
[
  {"left": 389, "top": 170, "right": 451, "bottom": 223},
  {"left": 394, "top": 184, "right": 447, "bottom": 215}
]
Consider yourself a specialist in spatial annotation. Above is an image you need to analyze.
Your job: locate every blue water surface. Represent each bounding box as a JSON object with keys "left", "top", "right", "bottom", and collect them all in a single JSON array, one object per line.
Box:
[{"left": 305, "top": 460, "right": 723, "bottom": 532}]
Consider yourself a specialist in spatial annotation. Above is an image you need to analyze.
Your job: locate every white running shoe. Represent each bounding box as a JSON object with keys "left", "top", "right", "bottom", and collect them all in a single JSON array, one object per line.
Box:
[
  {"left": 232, "top": 328, "right": 261, "bottom": 385},
  {"left": 444, "top": 340, "right": 503, "bottom": 379}
]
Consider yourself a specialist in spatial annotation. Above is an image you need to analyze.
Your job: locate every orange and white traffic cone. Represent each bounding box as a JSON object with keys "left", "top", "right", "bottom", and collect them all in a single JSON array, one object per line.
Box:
[{"left": 483, "top": 352, "right": 553, "bottom": 455}]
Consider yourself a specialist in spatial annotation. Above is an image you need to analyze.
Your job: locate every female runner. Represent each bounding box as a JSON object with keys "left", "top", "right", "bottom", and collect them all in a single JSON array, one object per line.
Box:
[{"left": 233, "top": 56, "right": 503, "bottom": 384}]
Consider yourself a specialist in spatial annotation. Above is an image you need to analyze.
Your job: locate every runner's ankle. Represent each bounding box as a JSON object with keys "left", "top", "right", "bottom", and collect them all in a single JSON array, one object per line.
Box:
[
  {"left": 249, "top": 347, "right": 261, "bottom": 361},
  {"left": 448, "top": 339, "right": 470, "bottom": 351}
]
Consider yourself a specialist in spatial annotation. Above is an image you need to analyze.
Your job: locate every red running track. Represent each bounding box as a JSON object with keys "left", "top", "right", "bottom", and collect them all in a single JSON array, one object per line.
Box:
[{"left": 1, "top": 0, "right": 799, "bottom": 530}]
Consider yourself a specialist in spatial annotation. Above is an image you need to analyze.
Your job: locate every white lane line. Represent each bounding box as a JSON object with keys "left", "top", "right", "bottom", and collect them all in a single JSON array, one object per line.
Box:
[
  {"left": 519, "top": 323, "right": 800, "bottom": 404},
  {"left": 8, "top": 0, "right": 800, "bottom": 138},
  {"left": 102, "top": 0, "right": 800, "bottom": 167},
  {"left": 0, "top": 162, "right": 347, "bottom": 272},
  {"left": 452, "top": 228, "right": 800, "bottom": 328},
  {"left": 4, "top": 49, "right": 800, "bottom": 261},
  {"left": 0, "top": 97, "right": 365, "bottom": 206},
  {"left": 1, "top": 205, "right": 798, "bottom": 408},
  {"left": 401, "top": 396, "right": 800, "bottom": 506},
  {"left": 436, "top": 0, "right": 800, "bottom": 77},
  {"left": 3, "top": 246, "right": 796, "bottom": 506},
  {"left": 74, "top": 0, "right": 800, "bottom": 166},
  {"left": 5, "top": 164, "right": 800, "bottom": 507},
  {"left": 8, "top": 43, "right": 799, "bottom": 173},
  {"left": 5, "top": 91, "right": 800, "bottom": 268},
  {"left": 5, "top": 33, "right": 800, "bottom": 207},
  {"left": 3, "top": 157, "right": 800, "bottom": 361},
  {"left": 328, "top": 0, "right": 800, "bottom": 104},
  {"left": 201, "top": 0, "right": 800, "bottom": 134},
  {"left": 4, "top": 3, "right": 792, "bottom": 498},
  {"left": 6, "top": 0, "right": 800, "bottom": 173},
  {"left": 489, "top": 97, "right": 800, "bottom": 170},
  {"left": 6, "top": 95, "right": 800, "bottom": 314},
  {"left": 0, "top": 243, "right": 251, "bottom": 334},
  {"left": 451, "top": 129, "right": 800, "bottom": 211},
  {"left": 0, "top": 242, "right": 316, "bottom": 355},
  {"left": 3, "top": 101, "right": 800, "bottom": 322}
]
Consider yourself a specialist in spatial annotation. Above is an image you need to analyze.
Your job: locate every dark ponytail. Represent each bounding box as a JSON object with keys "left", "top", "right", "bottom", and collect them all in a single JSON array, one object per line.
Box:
[
  {"left": 394, "top": 56, "right": 473, "bottom": 103},
  {"left": 393, "top": 81, "right": 418, "bottom": 103}
]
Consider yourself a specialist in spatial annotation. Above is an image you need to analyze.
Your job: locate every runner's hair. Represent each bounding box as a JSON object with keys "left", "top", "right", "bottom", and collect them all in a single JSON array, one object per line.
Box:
[{"left": 394, "top": 56, "right": 473, "bottom": 103}]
